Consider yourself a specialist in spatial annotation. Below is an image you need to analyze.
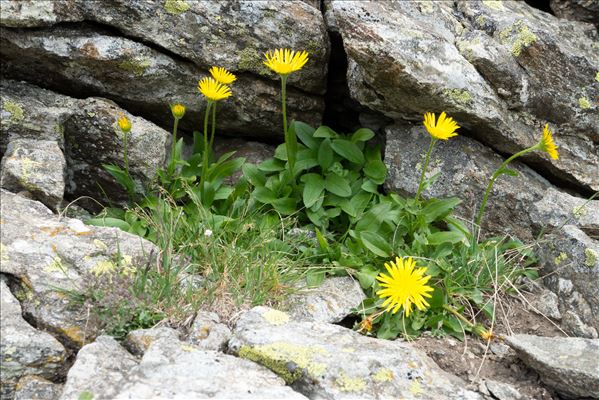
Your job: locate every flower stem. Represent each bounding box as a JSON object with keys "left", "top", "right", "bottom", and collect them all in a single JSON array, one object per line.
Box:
[
  {"left": 443, "top": 304, "right": 474, "bottom": 328},
  {"left": 123, "top": 131, "right": 129, "bottom": 177},
  {"left": 199, "top": 101, "right": 213, "bottom": 199},
  {"left": 415, "top": 137, "right": 437, "bottom": 201},
  {"left": 281, "top": 75, "right": 296, "bottom": 184},
  {"left": 208, "top": 102, "right": 217, "bottom": 161},
  {"left": 169, "top": 117, "right": 179, "bottom": 174}
]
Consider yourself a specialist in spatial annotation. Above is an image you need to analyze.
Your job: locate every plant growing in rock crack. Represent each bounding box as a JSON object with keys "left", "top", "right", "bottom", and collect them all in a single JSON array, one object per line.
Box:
[{"left": 102, "top": 114, "right": 137, "bottom": 200}]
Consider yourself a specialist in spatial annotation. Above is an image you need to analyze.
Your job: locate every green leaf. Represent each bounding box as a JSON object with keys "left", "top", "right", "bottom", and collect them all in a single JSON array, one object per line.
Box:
[
  {"left": 253, "top": 187, "right": 277, "bottom": 204},
  {"left": 501, "top": 167, "right": 519, "bottom": 177},
  {"left": 351, "top": 128, "right": 375, "bottom": 142},
  {"left": 103, "top": 164, "right": 135, "bottom": 193},
  {"left": 315, "top": 228, "right": 329, "bottom": 250},
  {"left": 340, "top": 191, "right": 372, "bottom": 218},
  {"left": 325, "top": 173, "right": 351, "bottom": 197},
  {"left": 427, "top": 231, "right": 465, "bottom": 245},
  {"left": 242, "top": 164, "right": 266, "bottom": 186},
  {"left": 208, "top": 157, "right": 245, "bottom": 182},
  {"left": 330, "top": 139, "right": 364, "bottom": 164},
  {"left": 272, "top": 197, "right": 296, "bottom": 215},
  {"left": 356, "top": 266, "right": 379, "bottom": 289},
  {"left": 292, "top": 121, "right": 318, "bottom": 150},
  {"left": 86, "top": 217, "right": 131, "bottom": 231},
  {"left": 422, "top": 197, "right": 461, "bottom": 223},
  {"left": 306, "top": 270, "right": 326, "bottom": 287},
  {"left": 361, "top": 179, "right": 379, "bottom": 193},
  {"left": 359, "top": 231, "right": 393, "bottom": 257},
  {"left": 364, "top": 159, "right": 387, "bottom": 184},
  {"left": 313, "top": 125, "right": 337, "bottom": 138},
  {"left": 317, "top": 138, "right": 334, "bottom": 170},
  {"left": 258, "top": 158, "right": 285, "bottom": 172},
  {"left": 301, "top": 173, "right": 325, "bottom": 208},
  {"left": 274, "top": 143, "right": 287, "bottom": 160}
]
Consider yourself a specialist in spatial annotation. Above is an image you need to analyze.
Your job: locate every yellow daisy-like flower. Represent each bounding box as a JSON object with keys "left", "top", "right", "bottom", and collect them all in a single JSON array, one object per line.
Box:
[
  {"left": 198, "top": 77, "right": 232, "bottom": 102},
  {"left": 118, "top": 115, "right": 132, "bottom": 133},
  {"left": 423, "top": 111, "right": 460, "bottom": 140},
  {"left": 376, "top": 257, "right": 434, "bottom": 317},
  {"left": 263, "top": 48, "right": 309, "bottom": 76},
  {"left": 170, "top": 103, "right": 186, "bottom": 119},
  {"left": 209, "top": 66, "right": 237, "bottom": 85},
  {"left": 538, "top": 124, "right": 559, "bottom": 160}
]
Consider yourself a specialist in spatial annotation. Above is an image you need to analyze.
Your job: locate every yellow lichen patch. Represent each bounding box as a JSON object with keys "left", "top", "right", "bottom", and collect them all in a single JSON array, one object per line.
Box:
[
  {"left": 238, "top": 47, "right": 270, "bottom": 75},
  {"left": 585, "top": 248, "right": 597, "bottom": 267},
  {"left": 335, "top": 371, "right": 367, "bottom": 393},
  {"left": 342, "top": 347, "right": 356, "bottom": 353},
  {"left": 373, "top": 367, "right": 395, "bottom": 382},
  {"left": 93, "top": 239, "right": 108, "bottom": 250},
  {"left": 0, "top": 242, "right": 8, "bottom": 263},
  {"left": 443, "top": 89, "right": 472, "bottom": 105},
  {"left": 554, "top": 252, "right": 568, "bottom": 266},
  {"left": 60, "top": 326, "right": 86, "bottom": 346},
  {"left": 578, "top": 97, "right": 592, "bottom": 110},
  {"left": 164, "top": 0, "right": 190, "bottom": 15},
  {"left": 18, "top": 158, "right": 43, "bottom": 190},
  {"left": 482, "top": 0, "right": 504, "bottom": 10},
  {"left": 45, "top": 256, "right": 67, "bottom": 274},
  {"left": 40, "top": 226, "right": 68, "bottom": 237},
  {"left": 180, "top": 344, "right": 196, "bottom": 352},
  {"left": 595, "top": 72, "right": 599, "bottom": 82},
  {"left": 3, "top": 100, "right": 24, "bottom": 122},
  {"left": 410, "top": 379, "right": 423, "bottom": 396},
  {"left": 238, "top": 342, "right": 328, "bottom": 383},
  {"left": 138, "top": 334, "right": 155, "bottom": 349},
  {"left": 263, "top": 309, "right": 290, "bottom": 325},
  {"left": 118, "top": 57, "right": 152, "bottom": 77},
  {"left": 499, "top": 20, "right": 537, "bottom": 57},
  {"left": 573, "top": 205, "right": 587, "bottom": 218},
  {"left": 91, "top": 260, "right": 117, "bottom": 276}
]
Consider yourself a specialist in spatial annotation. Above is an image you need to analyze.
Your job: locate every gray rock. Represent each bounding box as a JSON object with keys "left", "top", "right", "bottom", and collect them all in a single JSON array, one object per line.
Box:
[
  {"left": 0, "top": 278, "right": 67, "bottom": 399},
  {"left": 113, "top": 336, "right": 308, "bottom": 399},
  {"left": 539, "top": 224, "right": 599, "bottom": 335},
  {"left": 1, "top": 139, "right": 66, "bottom": 210},
  {"left": 213, "top": 138, "right": 275, "bottom": 184},
  {"left": 186, "top": 311, "right": 232, "bottom": 351},
  {"left": 530, "top": 187, "right": 599, "bottom": 233},
  {"left": 505, "top": 334, "right": 599, "bottom": 399},
  {"left": 485, "top": 379, "right": 525, "bottom": 400},
  {"left": 124, "top": 327, "right": 180, "bottom": 356},
  {"left": 331, "top": 0, "right": 598, "bottom": 192},
  {"left": 285, "top": 276, "right": 366, "bottom": 323},
  {"left": 562, "top": 311, "right": 598, "bottom": 339},
  {"left": 60, "top": 336, "right": 138, "bottom": 400},
  {"left": 529, "top": 289, "right": 561, "bottom": 320},
  {"left": 229, "top": 306, "right": 482, "bottom": 399},
  {"left": 13, "top": 375, "right": 63, "bottom": 400},
  {"left": 550, "top": 0, "right": 599, "bottom": 26},
  {"left": 0, "top": 189, "right": 158, "bottom": 348}
]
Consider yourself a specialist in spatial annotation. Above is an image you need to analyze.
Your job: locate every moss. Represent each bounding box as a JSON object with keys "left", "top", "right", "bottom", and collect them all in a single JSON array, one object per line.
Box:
[
  {"left": 499, "top": 20, "right": 537, "bottom": 57},
  {"left": 238, "top": 47, "right": 270, "bottom": 75},
  {"left": 372, "top": 368, "right": 394, "bottom": 382},
  {"left": 482, "top": 0, "right": 504, "bottom": 10},
  {"left": 306, "top": 40, "right": 321, "bottom": 55},
  {"left": 163, "top": 0, "right": 190, "bottom": 15},
  {"left": 263, "top": 309, "right": 290, "bottom": 325},
  {"left": 118, "top": 57, "right": 151, "bottom": 77},
  {"left": 263, "top": 9, "right": 276, "bottom": 19},
  {"left": 3, "top": 100, "right": 24, "bottom": 123},
  {"left": 238, "top": 342, "right": 328, "bottom": 383},
  {"left": 60, "top": 325, "right": 87, "bottom": 346},
  {"left": 443, "top": 89, "right": 472, "bottom": 105},
  {"left": 554, "top": 252, "right": 568, "bottom": 266},
  {"left": 578, "top": 97, "right": 592, "bottom": 110},
  {"left": 585, "top": 248, "right": 597, "bottom": 267},
  {"left": 78, "top": 391, "right": 94, "bottom": 400},
  {"left": 335, "top": 371, "right": 366, "bottom": 392}
]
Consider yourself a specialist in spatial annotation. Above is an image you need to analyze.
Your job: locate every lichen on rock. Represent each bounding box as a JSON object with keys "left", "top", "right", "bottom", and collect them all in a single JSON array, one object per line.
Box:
[
  {"left": 499, "top": 20, "right": 537, "bottom": 57},
  {"left": 163, "top": 0, "right": 190, "bottom": 15}
]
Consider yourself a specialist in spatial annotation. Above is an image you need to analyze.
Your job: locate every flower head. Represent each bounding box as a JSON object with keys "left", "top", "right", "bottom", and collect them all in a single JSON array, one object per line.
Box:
[
  {"left": 263, "top": 48, "right": 309, "bottom": 76},
  {"left": 209, "top": 66, "right": 237, "bottom": 85},
  {"left": 171, "top": 103, "right": 186, "bottom": 119},
  {"left": 376, "top": 257, "right": 434, "bottom": 317},
  {"left": 539, "top": 124, "right": 559, "bottom": 160},
  {"left": 423, "top": 112, "right": 459, "bottom": 140},
  {"left": 198, "top": 77, "right": 232, "bottom": 102},
  {"left": 118, "top": 115, "right": 132, "bottom": 133}
]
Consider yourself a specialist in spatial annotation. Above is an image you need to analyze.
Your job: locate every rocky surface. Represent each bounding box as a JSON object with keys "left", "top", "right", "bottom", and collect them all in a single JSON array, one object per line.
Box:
[
  {"left": 0, "top": 189, "right": 158, "bottom": 348},
  {"left": 505, "top": 334, "right": 599, "bottom": 399},
  {"left": 124, "top": 327, "right": 181, "bottom": 357},
  {"left": 550, "top": 0, "right": 599, "bottom": 26},
  {"left": 186, "top": 311, "right": 232, "bottom": 351},
  {"left": 229, "top": 306, "right": 482, "bottom": 399},
  {"left": 13, "top": 375, "right": 63, "bottom": 400},
  {"left": 0, "top": 278, "right": 67, "bottom": 399}
]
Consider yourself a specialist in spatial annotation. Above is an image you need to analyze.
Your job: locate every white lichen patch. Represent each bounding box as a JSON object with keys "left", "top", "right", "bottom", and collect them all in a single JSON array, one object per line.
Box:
[{"left": 263, "top": 309, "right": 290, "bottom": 325}]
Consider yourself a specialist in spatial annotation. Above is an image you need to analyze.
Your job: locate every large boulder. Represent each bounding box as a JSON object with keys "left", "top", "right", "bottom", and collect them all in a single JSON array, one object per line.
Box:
[
  {"left": 329, "top": 0, "right": 598, "bottom": 193},
  {"left": 0, "top": 0, "right": 329, "bottom": 137},
  {"left": 550, "top": 0, "right": 599, "bottom": 26}
]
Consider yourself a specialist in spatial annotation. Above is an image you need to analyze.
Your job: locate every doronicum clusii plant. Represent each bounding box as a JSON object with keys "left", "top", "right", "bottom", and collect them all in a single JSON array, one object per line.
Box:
[{"left": 101, "top": 114, "right": 137, "bottom": 200}]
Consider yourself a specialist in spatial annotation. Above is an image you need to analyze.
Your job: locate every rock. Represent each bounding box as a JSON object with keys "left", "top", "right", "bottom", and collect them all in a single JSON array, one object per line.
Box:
[
  {"left": 530, "top": 187, "right": 599, "bottom": 234},
  {"left": 213, "top": 138, "right": 275, "bottom": 184},
  {"left": 60, "top": 336, "right": 138, "bottom": 400},
  {"left": 13, "top": 375, "right": 63, "bottom": 400},
  {"left": 331, "top": 0, "right": 598, "bottom": 192},
  {"left": 539, "top": 224, "right": 599, "bottom": 336},
  {"left": 0, "top": 278, "right": 67, "bottom": 399},
  {"left": 485, "top": 379, "right": 525, "bottom": 400},
  {"left": 113, "top": 336, "right": 308, "bottom": 399},
  {"left": 124, "top": 327, "right": 180, "bottom": 356},
  {"left": 0, "top": 0, "right": 329, "bottom": 137},
  {"left": 186, "top": 311, "right": 232, "bottom": 351},
  {"left": 384, "top": 124, "right": 550, "bottom": 239},
  {"left": 550, "top": 0, "right": 599, "bottom": 26},
  {"left": 229, "top": 306, "right": 482, "bottom": 399},
  {"left": 529, "top": 289, "right": 561, "bottom": 320},
  {"left": 1, "top": 139, "right": 66, "bottom": 210},
  {"left": 285, "top": 276, "right": 366, "bottom": 323},
  {"left": 0, "top": 189, "right": 159, "bottom": 348},
  {"left": 505, "top": 334, "right": 599, "bottom": 399},
  {"left": 562, "top": 311, "right": 598, "bottom": 339}
]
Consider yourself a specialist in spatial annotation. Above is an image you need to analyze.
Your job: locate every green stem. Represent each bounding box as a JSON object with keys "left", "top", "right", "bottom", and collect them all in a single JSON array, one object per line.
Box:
[
  {"left": 123, "top": 131, "right": 129, "bottom": 177},
  {"left": 209, "top": 102, "right": 216, "bottom": 162},
  {"left": 415, "top": 137, "right": 437, "bottom": 202},
  {"left": 199, "top": 101, "right": 213, "bottom": 199},
  {"left": 281, "top": 75, "right": 296, "bottom": 183},
  {"left": 442, "top": 304, "right": 474, "bottom": 328},
  {"left": 474, "top": 145, "right": 538, "bottom": 231},
  {"left": 169, "top": 118, "right": 179, "bottom": 173}
]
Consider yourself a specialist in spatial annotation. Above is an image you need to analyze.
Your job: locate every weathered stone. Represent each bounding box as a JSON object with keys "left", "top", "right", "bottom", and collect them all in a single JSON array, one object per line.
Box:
[
  {"left": 550, "top": 0, "right": 599, "bottom": 26},
  {"left": 229, "top": 306, "right": 482, "bottom": 399},
  {"left": 1, "top": 139, "right": 66, "bottom": 210},
  {"left": 60, "top": 336, "right": 138, "bottom": 400},
  {"left": 285, "top": 277, "right": 366, "bottom": 323},
  {"left": 562, "top": 310, "right": 598, "bottom": 339},
  {"left": 539, "top": 224, "right": 599, "bottom": 336},
  {"left": 485, "top": 379, "right": 525, "bottom": 400},
  {"left": 505, "top": 334, "right": 599, "bottom": 399},
  {"left": 0, "top": 190, "right": 158, "bottom": 348},
  {"left": 331, "top": 0, "right": 598, "bottom": 192},
  {"left": 529, "top": 289, "right": 561, "bottom": 321},
  {"left": 113, "top": 336, "right": 308, "bottom": 399},
  {"left": 0, "top": 278, "right": 67, "bottom": 399},
  {"left": 530, "top": 187, "right": 599, "bottom": 234},
  {"left": 13, "top": 376, "right": 63, "bottom": 400},
  {"left": 124, "top": 327, "right": 180, "bottom": 357},
  {"left": 186, "top": 311, "right": 232, "bottom": 351},
  {"left": 0, "top": 0, "right": 329, "bottom": 137}
]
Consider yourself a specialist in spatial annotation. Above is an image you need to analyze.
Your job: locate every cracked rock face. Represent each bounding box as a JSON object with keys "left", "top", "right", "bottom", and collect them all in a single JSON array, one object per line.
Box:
[{"left": 229, "top": 306, "right": 482, "bottom": 400}]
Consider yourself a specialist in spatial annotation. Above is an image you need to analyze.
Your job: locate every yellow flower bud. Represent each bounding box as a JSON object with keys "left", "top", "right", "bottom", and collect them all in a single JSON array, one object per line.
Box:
[
  {"left": 171, "top": 103, "right": 186, "bottom": 120},
  {"left": 118, "top": 115, "right": 132, "bottom": 133}
]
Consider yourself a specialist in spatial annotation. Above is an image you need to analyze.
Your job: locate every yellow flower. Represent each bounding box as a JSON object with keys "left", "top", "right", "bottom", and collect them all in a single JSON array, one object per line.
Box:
[
  {"left": 538, "top": 124, "right": 559, "bottom": 160},
  {"left": 376, "top": 257, "right": 434, "bottom": 317},
  {"left": 263, "top": 48, "right": 309, "bottom": 76},
  {"left": 423, "top": 112, "right": 459, "bottom": 140},
  {"left": 118, "top": 115, "right": 132, "bottom": 133},
  {"left": 198, "top": 77, "right": 232, "bottom": 102},
  {"left": 171, "top": 103, "right": 186, "bottom": 119},
  {"left": 209, "top": 66, "right": 237, "bottom": 85}
]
